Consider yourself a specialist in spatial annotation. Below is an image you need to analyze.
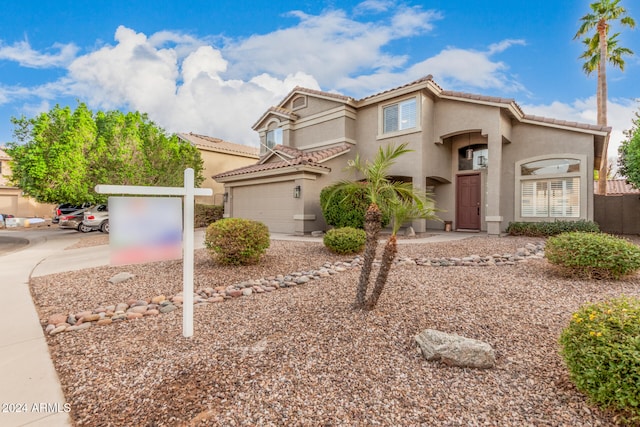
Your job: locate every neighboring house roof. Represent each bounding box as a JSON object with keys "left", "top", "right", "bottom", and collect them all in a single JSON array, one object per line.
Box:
[
  {"left": 177, "top": 132, "right": 259, "bottom": 158},
  {"left": 0, "top": 147, "right": 10, "bottom": 161},
  {"left": 213, "top": 143, "right": 351, "bottom": 180},
  {"left": 596, "top": 179, "right": 640, "bottom": 194}
]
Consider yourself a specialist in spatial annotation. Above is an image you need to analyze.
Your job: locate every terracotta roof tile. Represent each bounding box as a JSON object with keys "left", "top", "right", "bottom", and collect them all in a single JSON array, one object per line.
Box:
[
  {"left": 178, "top": 133, "right": 259, "bottom": 157},
  {"left": 523, "top": 116, "right": 610, "bottom": 133},
  {"left": 290, "top": 86, "right": 355, "bottom": 103},
  {"left": 596, "top": 179, "right": 640, "bottom": 194},
  {"left": 213, "top": 143, "right": 351, "bottom": 179},
  {"left": 358, "top": 75, "right": 435, "bottom": 102}
]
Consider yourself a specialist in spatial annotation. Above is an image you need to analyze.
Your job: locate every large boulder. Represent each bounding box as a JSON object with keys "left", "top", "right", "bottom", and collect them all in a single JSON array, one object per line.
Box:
[{"left": 415, "top": 329, "right": 495, "bottom": 369}]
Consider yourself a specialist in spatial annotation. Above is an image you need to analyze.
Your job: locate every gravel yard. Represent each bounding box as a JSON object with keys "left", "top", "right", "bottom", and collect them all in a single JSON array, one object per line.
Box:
[{"left": 30, "top": 235, "right": 640, "bottom": 426}]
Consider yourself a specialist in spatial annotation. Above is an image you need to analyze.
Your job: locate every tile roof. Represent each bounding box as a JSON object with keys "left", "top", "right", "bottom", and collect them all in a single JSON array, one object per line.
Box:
[
  {"left": 213, "top": 143, "right": 351, "bottom": 179},
  {"left": 178, "top": 133, "right": 259, "bottom": 158},
  {"left": 596, "top": 179, "right": 640, "bottom": 194},
  {"left": 523, "top": 115, "right": 610, "bottom": 133},
  {"left": 290, "top": 86, "right": 355, "bottom": 103},
  {"left": 358, "top": 75, "right": 435, "bottom": 102}
]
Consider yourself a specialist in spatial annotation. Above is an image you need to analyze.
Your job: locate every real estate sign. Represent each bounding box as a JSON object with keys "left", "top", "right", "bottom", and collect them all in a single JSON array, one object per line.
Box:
[{"left": 109, "top": 196, "right": 182, "bottom": 265}]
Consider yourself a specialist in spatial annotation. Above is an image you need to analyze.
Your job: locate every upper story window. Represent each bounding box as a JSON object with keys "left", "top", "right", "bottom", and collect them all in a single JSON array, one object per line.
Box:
[
  {"left": 292, "top": 96, "right": 306, "bottom": 110},
  {"left": 265, "top": 128, "right": 282, "bottom": 151},
  {"left": 383, "top": 98, "right": 417, "bottom": 134}
]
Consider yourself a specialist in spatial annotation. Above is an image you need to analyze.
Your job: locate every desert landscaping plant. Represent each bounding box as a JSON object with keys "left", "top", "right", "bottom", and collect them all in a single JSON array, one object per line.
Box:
[
  {"left": 194, "top": 204, "right": 224, "bottom": 228},
  {"left": 322, "top": 143, "right": 438, "bottom": 310},
  {"left": 560, "top": 296, "right": 640, "bottom": 424},
  {"left": 545, "top": 231, "right": 640, "bottom": 279},
  {"left": 204, "top": 218, "right": 270, "bottom": 265},
  {"left": 507, "top": 220, "right": 599, "bottom": 237},
  {"left": 320, "top": 184, "right": 390, "bottom": 229},
  {"left": 323, "top": 227, "right": 366, "bottom": 255}
]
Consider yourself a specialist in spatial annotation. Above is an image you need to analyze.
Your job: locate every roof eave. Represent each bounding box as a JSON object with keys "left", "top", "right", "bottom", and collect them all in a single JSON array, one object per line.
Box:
[{"left": 213, "top": 163, "right": 330, "bottom": 183}]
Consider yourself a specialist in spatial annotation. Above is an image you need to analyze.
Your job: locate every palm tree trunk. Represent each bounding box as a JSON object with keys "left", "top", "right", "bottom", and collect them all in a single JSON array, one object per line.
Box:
[
  {"left": 364, "top": 234, "right": 397, "bottom": 311},
  {"left": 597, "top": 18, "right": 609, "bottom": 195},
  {"left": 355, "top": 203, "right": 382, "bottom": 308}
]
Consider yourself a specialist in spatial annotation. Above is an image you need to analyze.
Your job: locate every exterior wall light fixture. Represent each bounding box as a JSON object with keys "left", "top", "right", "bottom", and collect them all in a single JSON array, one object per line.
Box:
[
  {"left": 293, "top": 185, "right": 301, "bottom": 198},
  {"left": 223, "top": 192, "right": 228, "bottom": 203}
]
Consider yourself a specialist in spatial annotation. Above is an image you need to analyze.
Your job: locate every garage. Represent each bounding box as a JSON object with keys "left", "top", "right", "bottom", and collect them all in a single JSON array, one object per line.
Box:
[{"left": 231, "top": 181, "right": 296, "bottom": 233}]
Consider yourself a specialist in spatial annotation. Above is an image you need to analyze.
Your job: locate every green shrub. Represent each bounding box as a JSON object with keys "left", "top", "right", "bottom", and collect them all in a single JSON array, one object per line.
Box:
[
  {"left": 545, "top": 232, "right": 640, "bottom": 279},
  {"left": 506, "top": 220, "right": 599, "bottom": 237},
  {"left": 204, "top": 218, "right": 270, "bottom": 265},
  {"left": 320, "top": 184, "right": 390, "bottom": 229},
  {"left": 194, "top": 204, "right": 224, "bottom": 228},
  {"left": 560, "top": 297, "right": 640, "bottom": 424},
  {"left": 323, "top": 227, "right": 366, "bottom": 255}
]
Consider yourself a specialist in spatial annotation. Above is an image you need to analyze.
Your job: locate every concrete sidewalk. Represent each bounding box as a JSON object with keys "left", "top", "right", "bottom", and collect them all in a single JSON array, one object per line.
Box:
[
  {"left": 1, "top": 228, "right": 476, "bottom": 426},
  {"left": 0, "top": 233, "right": 74, "bottom": 427}
]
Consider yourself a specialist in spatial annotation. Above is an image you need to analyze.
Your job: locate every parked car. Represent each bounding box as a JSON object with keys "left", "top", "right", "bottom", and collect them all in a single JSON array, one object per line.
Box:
[
  {"left": 53, "top": 203, "right": 91, "bottom": 224},
  {"left": 58, "top": 208, "right": 93, "bottom": 232},
  {"left": 82, "top": 204, "right": 109, "bottom": 233},
  {"left": 0, "top": 213, "right": 14, "bottom": 227}
]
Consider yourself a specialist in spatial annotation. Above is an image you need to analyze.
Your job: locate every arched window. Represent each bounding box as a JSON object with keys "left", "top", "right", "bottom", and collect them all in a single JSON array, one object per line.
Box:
[
  {"left": 516, "top": 156, "right": 585, "bottom": 219},
  {"left": 292, "top": 96, "right": 306, "bottom": 110}
]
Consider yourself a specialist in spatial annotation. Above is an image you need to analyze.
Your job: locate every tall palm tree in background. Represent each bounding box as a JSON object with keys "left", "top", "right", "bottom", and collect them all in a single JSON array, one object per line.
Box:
[
  {"left": 574, "top": 0, "right": 635, "bottom": 194},
  {"left": 323, "top": 143, "right": 438, "bottom": 310}
]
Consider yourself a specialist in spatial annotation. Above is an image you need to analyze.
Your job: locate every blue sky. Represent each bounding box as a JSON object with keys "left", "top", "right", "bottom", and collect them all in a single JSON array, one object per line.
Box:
[{"left": 0, "top": 0, "right": 638, "bottom": 159}]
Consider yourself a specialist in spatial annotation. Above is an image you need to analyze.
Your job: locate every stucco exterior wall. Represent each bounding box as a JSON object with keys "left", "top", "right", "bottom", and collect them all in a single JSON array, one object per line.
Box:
[
  {"left": 299, "top": 152, "right": 357, "bottom": 233},
  {"left": 289, "top": 114, "right": 355, "bottom": 150},
  {"left": 504, "top": 123, "right": 595, "bottom": 224},
  {"left": 200, "top": 150, "right": 257, "bottom": 205}
]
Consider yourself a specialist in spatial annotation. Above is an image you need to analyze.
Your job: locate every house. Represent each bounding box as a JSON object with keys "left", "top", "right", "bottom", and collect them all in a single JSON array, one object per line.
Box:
[
  {"left": 213, "top": 75, "right": 611, "bottom": 236},
  {"left": 177, "top": 133, "right": 259, "bottom": 205},
  {"left": 0, "top": 147, "right": 55, "bottom": 218}
]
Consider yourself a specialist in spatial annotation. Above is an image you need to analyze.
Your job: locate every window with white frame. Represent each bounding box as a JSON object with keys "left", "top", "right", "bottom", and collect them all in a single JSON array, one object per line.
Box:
[
  {"left": 519, "top": 158, "right": 581, "bottom": 218},
  {"left": 383, "top": 98, "right": 417, "bottom": 133},
  {"left": 265, "top": 128, "right": 282, "bottom": 151}
]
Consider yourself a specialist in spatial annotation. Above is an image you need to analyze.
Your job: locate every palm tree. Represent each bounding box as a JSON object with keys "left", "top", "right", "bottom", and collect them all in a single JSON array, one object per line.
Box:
[
  {"left": 323, "top": 143, "right": 438, "bottom": 310},
  {"left": 574, "top": 0, "right": 636, "bottom": 194}
]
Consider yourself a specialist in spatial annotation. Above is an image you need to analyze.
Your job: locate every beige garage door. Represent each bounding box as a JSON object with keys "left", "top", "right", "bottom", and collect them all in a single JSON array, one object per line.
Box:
[{"left": 233, "top": 181, "right": 296, "bottom": 233}]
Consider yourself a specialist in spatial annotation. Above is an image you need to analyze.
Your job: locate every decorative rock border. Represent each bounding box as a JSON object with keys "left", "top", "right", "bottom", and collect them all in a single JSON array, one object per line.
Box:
[{"left": 43, "top": 242, "right": 545, "bottom": 335}]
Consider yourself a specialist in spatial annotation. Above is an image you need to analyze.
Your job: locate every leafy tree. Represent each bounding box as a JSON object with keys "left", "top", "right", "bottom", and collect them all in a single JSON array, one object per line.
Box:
[
  {"left": 574, "top": 0, "right": 636, "bottom": 194},
  {"left": 618, "top": 107, "right": 640, "bottom": 188},
  {"left": 6, "top": 103, "right": 204, "bottom": 204},
  {"left": 323, "top": 143, "right": 438, "bottom": 310}
]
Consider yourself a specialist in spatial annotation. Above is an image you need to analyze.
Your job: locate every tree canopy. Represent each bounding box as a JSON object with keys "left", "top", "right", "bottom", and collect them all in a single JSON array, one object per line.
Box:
[
  {"left": 6, "top": 103, "right": 204, "bottom": 204},
  {"left": 618, "top": 107, "right": 640, "bottom": 189}
]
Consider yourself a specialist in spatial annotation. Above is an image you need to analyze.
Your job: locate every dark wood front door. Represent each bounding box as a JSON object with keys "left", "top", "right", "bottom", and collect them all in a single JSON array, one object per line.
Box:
[{"left": 456, "top": 174, "right": 481, "bottom": 230}]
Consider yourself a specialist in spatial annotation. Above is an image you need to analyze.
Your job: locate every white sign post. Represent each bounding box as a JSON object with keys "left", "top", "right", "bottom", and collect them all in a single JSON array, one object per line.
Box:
[{"left": 96, "top": 168, "right": 212, "bottom": 337}]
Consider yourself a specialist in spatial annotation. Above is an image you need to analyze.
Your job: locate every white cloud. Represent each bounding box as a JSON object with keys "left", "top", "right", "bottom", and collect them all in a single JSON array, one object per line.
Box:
[
  {"left": 336, "top": 39, "right": 527, "bottom": 97},
  {"left": 48, "top": 5, "right": 444, "bottom": 146},
  {"left": 0, "top": 40, "right": 78, "bottom": 68},
  {"left": 64, "top": 26, "right": 321, "bottom": 145},
  {"left": 223, "top": 7, "right": 441, "bottom": 87}
]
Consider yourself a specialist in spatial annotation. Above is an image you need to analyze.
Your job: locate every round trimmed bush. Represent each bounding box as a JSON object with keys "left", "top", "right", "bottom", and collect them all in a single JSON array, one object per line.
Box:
[
  {"left": 560, "top": 297, "right": 640, "bottom": 424},
  {"left": 323, "top": 227, "right": 366, "bottom": 255},
  {"left": 545, "top": 232, "right": 640, "bottom": 280},
  {"left": 204, "top": 218, "right": 270, "bottom": 265}
]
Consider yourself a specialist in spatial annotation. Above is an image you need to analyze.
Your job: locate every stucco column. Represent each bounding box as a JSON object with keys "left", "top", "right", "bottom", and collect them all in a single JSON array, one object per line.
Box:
[
  {"left": 411, "top": 173, "right": 427, "bottom": 233},
  {"left": 485, "top": 133, "right": 503, "bottom": 236}
]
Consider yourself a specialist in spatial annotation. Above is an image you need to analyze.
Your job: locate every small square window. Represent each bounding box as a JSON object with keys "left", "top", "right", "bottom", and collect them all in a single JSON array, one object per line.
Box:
[{"left": 383, "top": 98, "right": 417, "bottom": 133}]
